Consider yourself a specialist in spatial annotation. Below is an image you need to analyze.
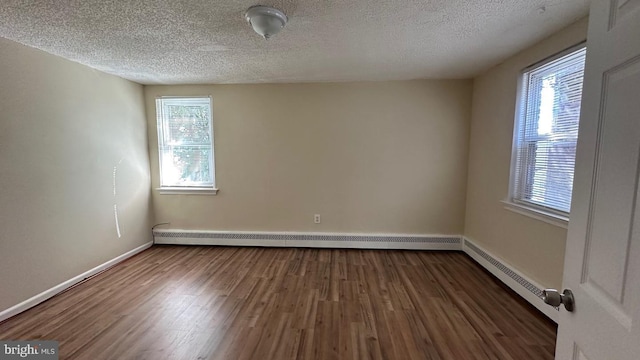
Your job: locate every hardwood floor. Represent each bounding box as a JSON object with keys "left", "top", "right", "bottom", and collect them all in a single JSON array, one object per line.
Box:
[{"left": 0, "top": 246, "right": 556, "bottom": 359}]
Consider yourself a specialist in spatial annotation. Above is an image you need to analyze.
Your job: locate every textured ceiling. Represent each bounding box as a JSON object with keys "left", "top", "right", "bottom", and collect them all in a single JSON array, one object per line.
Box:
[{"left": 0, "top": 0, "right": 589, "bottom": 84}]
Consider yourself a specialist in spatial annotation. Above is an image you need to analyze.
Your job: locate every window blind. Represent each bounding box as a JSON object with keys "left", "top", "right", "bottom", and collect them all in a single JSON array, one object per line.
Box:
[{"left": 513, "top": 47, "right": 586, "bottom": 215}]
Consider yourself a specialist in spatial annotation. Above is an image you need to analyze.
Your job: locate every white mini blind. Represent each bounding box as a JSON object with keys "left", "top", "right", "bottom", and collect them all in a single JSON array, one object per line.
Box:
[
  {"left": 156, "top": 97, "right": 215, "bottom": 188},
  {"left": 512, "top": 47, "right": 586, "bottom": 215}
]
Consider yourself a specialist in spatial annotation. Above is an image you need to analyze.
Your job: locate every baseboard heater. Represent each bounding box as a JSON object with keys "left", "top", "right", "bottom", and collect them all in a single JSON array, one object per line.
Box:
[{"left": 153, "top": 229, "right": 462, "bottom": 250}]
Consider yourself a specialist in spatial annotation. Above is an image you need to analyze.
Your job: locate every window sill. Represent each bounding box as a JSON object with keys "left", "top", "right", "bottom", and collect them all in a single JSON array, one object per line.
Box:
[
  {"left": 157, "top": 187, "right": 218, "bottom": 195},
  {"left": 501, "top": 200, "right": 568, "bottom": 229}
]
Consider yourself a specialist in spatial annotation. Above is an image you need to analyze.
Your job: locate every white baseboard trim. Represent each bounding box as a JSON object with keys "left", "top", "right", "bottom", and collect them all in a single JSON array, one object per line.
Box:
[
  {"left": 462, "top": 236, "right": 559, "bottom": 323},
  {"left": 153, "top": 229, "right": 462, "bottom": 251},
  {"left": 0, "top": 241, "right": 153, "bottom": 323}
]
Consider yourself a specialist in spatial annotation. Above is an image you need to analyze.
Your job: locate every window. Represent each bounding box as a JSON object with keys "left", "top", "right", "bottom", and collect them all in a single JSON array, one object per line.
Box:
[
  {"left": 156, "top": 96, "right": 216, "bottom": 193},
  {"left": 509, "top": 45, "right": 586, "bottom": 219}
]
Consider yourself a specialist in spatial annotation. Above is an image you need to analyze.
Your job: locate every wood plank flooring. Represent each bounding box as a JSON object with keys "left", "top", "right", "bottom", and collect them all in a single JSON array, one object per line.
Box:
[{"left": 0, "top": 246, "right": 556, "bottom": 359}]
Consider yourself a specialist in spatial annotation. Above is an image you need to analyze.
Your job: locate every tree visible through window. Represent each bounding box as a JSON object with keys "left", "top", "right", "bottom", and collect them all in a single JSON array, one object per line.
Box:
[
  {"left": 511, "top": 46, "right": 586, "bottom": 216},
  {"left": 156, "top": 97, "right": 215, "bottom": 188}
]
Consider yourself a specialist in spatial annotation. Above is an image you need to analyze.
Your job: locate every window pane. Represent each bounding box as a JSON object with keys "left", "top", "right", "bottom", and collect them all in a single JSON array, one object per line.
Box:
[
  {"left": 525, "top": 139, "right": 576, "bottom": 213},
  {"left": 160, "top": 147, "right": 213, "bottom": 187},
  {"left": 163, "top": 104, "right": 211, "bottom": 145},
  {"left": 512, "top": 46, "right": 586, "bottom": 215}
]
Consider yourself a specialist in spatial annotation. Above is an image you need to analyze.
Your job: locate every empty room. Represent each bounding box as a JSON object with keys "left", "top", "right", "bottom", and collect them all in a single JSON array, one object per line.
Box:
[{"left": 1, "top": 0, "right": 638, "bottom": 359}]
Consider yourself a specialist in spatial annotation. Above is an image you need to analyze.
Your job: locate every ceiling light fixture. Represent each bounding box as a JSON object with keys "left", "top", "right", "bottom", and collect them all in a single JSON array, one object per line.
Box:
[{"left": 245, "top": 5, "right": 288, "bottom": 40}]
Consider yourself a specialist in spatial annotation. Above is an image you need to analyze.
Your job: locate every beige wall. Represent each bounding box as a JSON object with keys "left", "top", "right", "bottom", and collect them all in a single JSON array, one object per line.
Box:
[
  {"left": 146, "top": 80, "right": 472, "bottom": 234},
  {"left": 464, "top": 18, "right": 589, "bottom": 289},
  {"left": 0, "top": 38, "right": 152, "bottom": 312}
]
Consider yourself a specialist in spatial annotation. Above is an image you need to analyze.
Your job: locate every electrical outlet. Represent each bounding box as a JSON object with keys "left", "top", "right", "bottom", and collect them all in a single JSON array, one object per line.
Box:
[{"left": 314, "top": 214, "right": 321, "bottom": 224}]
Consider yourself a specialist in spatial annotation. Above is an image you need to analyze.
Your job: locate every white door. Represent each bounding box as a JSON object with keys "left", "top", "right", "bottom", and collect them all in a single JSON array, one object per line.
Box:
[{"left": 554, "top": 0, "right": 640, "bottom": 359}]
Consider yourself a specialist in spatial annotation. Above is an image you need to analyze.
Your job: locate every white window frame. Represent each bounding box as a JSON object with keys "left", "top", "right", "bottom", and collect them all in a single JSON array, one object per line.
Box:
[
  {"left": 505, "top": 43, "right": 586, "bottom": 228},
  {"left": 155, "top": 96, "right": 217, "bottom": 195}
]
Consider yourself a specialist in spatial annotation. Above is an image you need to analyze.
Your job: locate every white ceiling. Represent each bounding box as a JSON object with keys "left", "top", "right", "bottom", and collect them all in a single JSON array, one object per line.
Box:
[{"left": 0, "top": 0, "right": 589, "bottom": 85}]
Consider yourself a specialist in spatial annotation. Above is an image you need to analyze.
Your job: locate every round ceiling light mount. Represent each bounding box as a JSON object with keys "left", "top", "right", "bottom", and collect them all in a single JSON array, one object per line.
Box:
[{"left": 245, "top": 5, "right": 288, "bottom": 40}]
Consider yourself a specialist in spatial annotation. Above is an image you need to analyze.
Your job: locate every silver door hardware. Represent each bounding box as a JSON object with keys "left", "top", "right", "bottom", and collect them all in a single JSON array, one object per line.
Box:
[{"left": 542, "top": 289, "right": 575, "bottom": 312}]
